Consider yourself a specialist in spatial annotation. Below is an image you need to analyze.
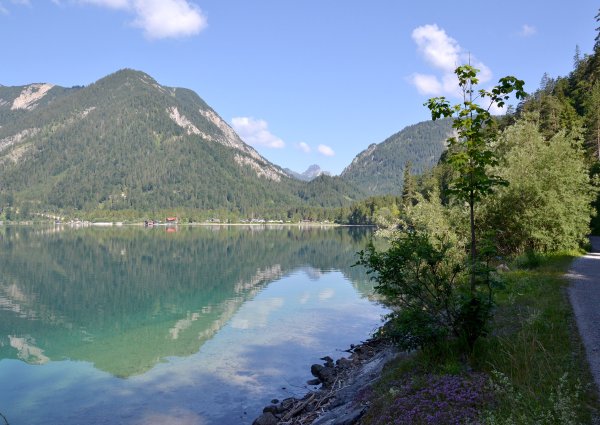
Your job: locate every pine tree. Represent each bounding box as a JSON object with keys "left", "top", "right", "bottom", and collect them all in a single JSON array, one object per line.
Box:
[
  {"left": 595, "top": 9, "right": 600, "bottom": 53},
  {"left": 585, "top": 82, "right": 600, "bottom": 160},
  {"left": 401, "top": 161, "right": 417, "bottom": 208},
  {"left": 574, "top": 45, "right": 582, "bottom": 70}
]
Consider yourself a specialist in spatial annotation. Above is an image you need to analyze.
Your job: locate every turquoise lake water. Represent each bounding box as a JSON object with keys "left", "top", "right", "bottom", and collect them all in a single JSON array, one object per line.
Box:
[{"left": 0, "top": 225, "right": 387, "bottom": 425}]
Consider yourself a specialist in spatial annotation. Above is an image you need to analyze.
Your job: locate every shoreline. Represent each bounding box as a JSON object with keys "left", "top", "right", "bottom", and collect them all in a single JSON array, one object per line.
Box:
[
  {"left": 253, "top": 338, "right": 399, "bottom": 425},
  {"left": 0, "top": 220, "right": 375, "bottom": 228}
]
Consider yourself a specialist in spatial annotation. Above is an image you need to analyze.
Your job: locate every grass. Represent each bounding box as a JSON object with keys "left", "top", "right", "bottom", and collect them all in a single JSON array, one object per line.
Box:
[{"left": 361, "top": 250, "right": 599, "bottom": 424}]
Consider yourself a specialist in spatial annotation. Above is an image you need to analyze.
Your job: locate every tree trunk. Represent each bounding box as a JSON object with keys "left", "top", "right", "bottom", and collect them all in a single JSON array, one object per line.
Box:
[
  {"left": 596, "top": 122, "right": 600, "bottom": 161},
  {"left": 470, "top": 193, "right": 476, "bottom": 293}
]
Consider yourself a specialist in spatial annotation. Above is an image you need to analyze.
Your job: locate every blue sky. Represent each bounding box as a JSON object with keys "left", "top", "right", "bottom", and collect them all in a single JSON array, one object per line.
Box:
[{"left": 1, "top": 1, "right": 598, "bottom": 174}]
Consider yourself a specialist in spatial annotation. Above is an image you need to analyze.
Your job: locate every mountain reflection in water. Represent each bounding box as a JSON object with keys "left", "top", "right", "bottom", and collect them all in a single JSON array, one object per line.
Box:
[{"left": 0, "top": 225, "right": 386, "bottom": 425}]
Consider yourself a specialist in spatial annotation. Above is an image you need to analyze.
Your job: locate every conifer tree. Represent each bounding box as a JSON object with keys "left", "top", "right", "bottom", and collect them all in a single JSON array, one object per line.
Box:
[{"left": 401, "top": 161, "right": 417, "bottom": 208}]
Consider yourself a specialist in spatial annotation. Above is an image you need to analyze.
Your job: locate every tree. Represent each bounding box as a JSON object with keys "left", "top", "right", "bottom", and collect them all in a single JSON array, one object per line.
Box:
[
  {"left": 482, "top": 121, "right": 595, "bottom": 254},
  {"left": 574, "top": 45, "right": 582, "bottom": 70},
  {"left": 585, "top": 82, "right": 600, "bottom": 160},
  {"left": 539, "top": 72, "right": 555, "bottom": 94},
  {"left": 401, "top": 161, "right": 417, "bottom": 208},
  {"left": 425, "top": 65, "right": 526, "bottom": 291},
  {"left": 595, "top": 9, "right": 600, "bottom": 53},
  {"left": 19, "top": 202, "right": 31, "bottom": 220}
]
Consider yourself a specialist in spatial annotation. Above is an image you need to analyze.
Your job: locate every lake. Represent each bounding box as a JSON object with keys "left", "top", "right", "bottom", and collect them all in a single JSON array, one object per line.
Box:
[{"left": 0, "top": 225, "right": 387, "bottom": 425}]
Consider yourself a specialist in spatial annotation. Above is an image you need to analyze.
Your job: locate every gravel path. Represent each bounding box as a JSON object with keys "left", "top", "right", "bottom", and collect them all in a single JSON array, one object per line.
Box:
[{"left": 567, "top": 236, "right": 600, "bottom": 393}]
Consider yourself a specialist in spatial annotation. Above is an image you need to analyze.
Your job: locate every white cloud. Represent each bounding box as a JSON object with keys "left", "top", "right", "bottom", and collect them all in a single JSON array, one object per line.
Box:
[
  {"left": 519, "top": 24, "right": 536, "bottom": 37},
  {"left": 441, "top": 72, "right": 460, "bottom": 94},
  {"left": 317, "top": 144, "right": 335, "bottom": 157},
  {"left": 78, "top": 0, "right": 207, "bottom": 39},
  {"left": 231, "top": 117, "right": 285, "bottom": 149},
  {"left": 297, "top": 142, "right": 311, "bottom": 153},
  {"left": 410, "top": 24, "right": 492, "bottom": 98},
  {"left": 412, "top": 24, "right": 460, "bottom": 73},
  {"left": 410, "top": 73, "right": 442, "bottom": 95},
  {"left": 488, "top": 101, "right": 507, "bottom": 116},
  {"left": 131, "top": 0, "right": 207, "bottom": 39},
  {"left": 474, "top": 61, "right": 492, "bottom": 83}
]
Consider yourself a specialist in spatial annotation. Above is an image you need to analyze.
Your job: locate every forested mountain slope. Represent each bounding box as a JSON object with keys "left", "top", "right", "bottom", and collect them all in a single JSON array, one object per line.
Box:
[
  {"left": 0, "top": 70, "right": 363, "bottom": 215},
  {"left": 341, "top": 119, "right": 453, "bottom": 195}
]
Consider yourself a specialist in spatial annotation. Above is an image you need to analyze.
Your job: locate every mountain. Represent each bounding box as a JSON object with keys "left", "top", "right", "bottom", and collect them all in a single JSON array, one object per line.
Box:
[
  {"left": 0, "top": 69, "right": 363, "bottom": 215},
  {"left": 297, "top": 174, "right": 363, "bottom": 207},
  {"left": 284, "top": 164, "right": 330, "bottom": 181},
  {"left": 302, "top": 164, "right": 330, "bottom": 180},
  {"left": 341, "top": 119, "right": 454, "bottom": 195}
]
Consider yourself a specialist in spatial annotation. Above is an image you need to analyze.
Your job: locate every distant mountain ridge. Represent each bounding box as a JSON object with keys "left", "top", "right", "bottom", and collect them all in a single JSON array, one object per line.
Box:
[
  {"left": 0, "top": 69, "right": 363, "bottom": 214},
  {"left": 341, "top": 119, "right": 453, "bottom": 195},
  {"left": 0, "top": 68, "right": 453, "bottom": 217},
  {"left": 285, "top": 164, "right": 330, "bottom": 181}
]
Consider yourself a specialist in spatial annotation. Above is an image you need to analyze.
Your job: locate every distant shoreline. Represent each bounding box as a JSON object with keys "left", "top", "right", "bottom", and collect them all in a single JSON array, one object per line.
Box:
[{"left": 0, "top": 220, "right": 375, "bottom": 228}]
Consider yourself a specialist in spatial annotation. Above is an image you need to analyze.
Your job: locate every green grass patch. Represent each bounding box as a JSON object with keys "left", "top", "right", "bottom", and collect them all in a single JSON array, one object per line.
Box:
[
  {"left": 361, "top": 250, "right": 598, "bottom": 424},
  {"left": 474, "top": 250, "right": 597, "bottom": 424}
]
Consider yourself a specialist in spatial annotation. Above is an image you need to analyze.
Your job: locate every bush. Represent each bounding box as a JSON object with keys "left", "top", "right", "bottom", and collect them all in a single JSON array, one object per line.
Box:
[
  {"left": 481, "top": 121, "right": 596, "bottom": 255},
  {"left": 358, "top": 230, "right": 492, "bottom": 351}
]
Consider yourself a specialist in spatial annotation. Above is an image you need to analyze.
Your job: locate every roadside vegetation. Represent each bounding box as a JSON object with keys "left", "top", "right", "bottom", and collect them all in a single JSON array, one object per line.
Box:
[
  {"left": 360, "top": 251, "right": 596, "bottom": 425},
  {"left": 355, "top": 11, "right": 600, "bottom": 423}
]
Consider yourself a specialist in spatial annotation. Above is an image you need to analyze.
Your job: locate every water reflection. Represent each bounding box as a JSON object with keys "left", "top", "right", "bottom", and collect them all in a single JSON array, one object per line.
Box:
[{"left": 0, "top": 226, "right": 376, "bottom": 378}]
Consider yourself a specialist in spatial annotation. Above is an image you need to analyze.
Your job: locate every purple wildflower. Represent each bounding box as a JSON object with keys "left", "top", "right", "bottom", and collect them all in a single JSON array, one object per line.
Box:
[{"left": 364, "top": 372, "right": 492, "bottom": 425}]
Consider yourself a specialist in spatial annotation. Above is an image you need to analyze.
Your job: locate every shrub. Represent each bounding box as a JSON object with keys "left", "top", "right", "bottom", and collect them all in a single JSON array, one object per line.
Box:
[
  {"left": 358, "top": 230, "right": 492, "bottom": 351},
  {"left": 481, "top": 121, "right": 596, "bottom": 255}
]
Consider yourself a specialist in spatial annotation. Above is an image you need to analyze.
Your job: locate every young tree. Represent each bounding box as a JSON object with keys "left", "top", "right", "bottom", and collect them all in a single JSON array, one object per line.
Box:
[
  {"left": 358, "top": 66, "right": 525, "bottom": 352},
  {"left": 424, "top": 65, "right": 526, "bottom": 292}
]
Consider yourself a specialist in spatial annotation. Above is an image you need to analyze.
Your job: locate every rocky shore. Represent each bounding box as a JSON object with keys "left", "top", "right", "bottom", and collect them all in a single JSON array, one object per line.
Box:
[{"left": 253, "top": 338, "right": 399, "bottom": 425}]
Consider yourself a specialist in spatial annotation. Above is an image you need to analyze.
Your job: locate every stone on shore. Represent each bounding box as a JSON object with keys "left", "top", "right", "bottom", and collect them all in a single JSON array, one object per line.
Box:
[
  {"left": 253, "top": 338, "right": 399, "bottom": 425},
  {"left": 252, "top": 411, "right": 278, "bottom": 425}
]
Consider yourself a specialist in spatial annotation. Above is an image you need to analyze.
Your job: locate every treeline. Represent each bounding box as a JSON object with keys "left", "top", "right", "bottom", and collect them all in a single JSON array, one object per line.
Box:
[
  {"left": 348, "top": 24, "right": 600, "bottom": 237},
  {"left": 514, "top": 44, "right": 600, "bottom": 151}
]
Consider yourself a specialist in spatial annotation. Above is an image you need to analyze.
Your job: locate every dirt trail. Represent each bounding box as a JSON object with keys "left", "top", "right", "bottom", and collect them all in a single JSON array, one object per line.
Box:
[{"left": 567, "top": 236, "right": 600, "bottom": 392}]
